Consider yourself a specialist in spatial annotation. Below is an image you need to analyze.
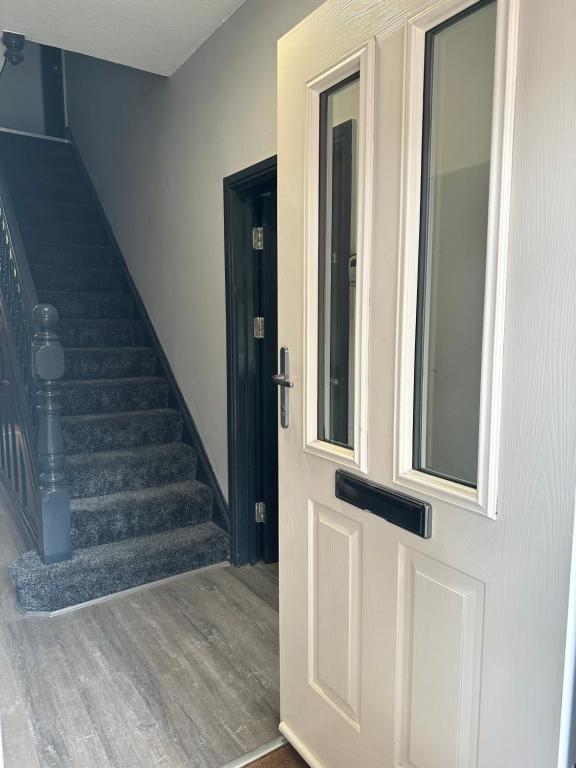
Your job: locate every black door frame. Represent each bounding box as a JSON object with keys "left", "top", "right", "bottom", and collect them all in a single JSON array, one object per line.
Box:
[{"left": 224, "top": 156, "right": 277, "bottom": 566}]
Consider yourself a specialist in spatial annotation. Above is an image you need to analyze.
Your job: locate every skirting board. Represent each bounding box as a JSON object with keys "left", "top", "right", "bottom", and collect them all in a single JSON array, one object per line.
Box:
[
  {"left": 279, "top": 722, "right": 325, "bottom": 768},
  {"left": 18, "top": 560, "right": 229, "bottom": 618},
  {"left": 217, "top": 736, "right": 286, "bottom": 768}
]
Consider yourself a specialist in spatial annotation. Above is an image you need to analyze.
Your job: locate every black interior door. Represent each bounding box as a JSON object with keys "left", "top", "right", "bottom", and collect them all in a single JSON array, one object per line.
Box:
[
  {"left": 40, "top": 45, "right": 66, "bottom": 138},
  {"left": 251, "top": 190, "right": 278, "bottom": 564},
  {"left": 224, "top": 157, "right": 278, "bottom": 567}
]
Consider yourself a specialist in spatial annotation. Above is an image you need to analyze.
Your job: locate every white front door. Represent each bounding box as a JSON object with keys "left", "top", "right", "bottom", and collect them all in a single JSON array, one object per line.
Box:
[{"left": 276, "top": 0, "right": 576, "bottom": 766}]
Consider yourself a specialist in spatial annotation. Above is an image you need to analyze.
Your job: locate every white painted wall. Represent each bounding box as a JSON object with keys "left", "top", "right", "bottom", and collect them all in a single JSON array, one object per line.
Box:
[
  {"left": 65, "top": 0, "right": 325, "bottom": 499},
  {"left": 0, "top": 0, "right": 248, "bottom": 76},
  {"left": 0, "top": 41, "right": 45, "bottom": 135}
]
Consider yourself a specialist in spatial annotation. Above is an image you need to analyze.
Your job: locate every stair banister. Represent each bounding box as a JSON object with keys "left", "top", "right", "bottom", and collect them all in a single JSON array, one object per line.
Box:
[{"left": 0, "top": 159, "right": 71, "bottom": 563}]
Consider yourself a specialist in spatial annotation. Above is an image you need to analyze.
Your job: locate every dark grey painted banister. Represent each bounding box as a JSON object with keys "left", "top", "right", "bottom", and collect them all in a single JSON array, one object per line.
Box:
[
  {"left": 32, "top": 304, "right": 71, "bottom": 563},
  {"left": 0, "top": 159, "right": 71, "bottom": 563}
]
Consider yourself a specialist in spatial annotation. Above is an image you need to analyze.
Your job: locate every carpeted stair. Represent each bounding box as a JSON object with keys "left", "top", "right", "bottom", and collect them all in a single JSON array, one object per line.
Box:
[{"left": 3, "top": 133, "right": 229, "bottom": 613}]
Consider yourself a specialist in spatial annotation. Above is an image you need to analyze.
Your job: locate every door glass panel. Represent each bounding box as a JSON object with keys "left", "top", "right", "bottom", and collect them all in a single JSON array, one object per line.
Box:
[
  {"left": 414, "top": 0, "right": 497, "bottom": 487},
  {"left": 317, "top": 73, "right": 360, "bottom": 449}
]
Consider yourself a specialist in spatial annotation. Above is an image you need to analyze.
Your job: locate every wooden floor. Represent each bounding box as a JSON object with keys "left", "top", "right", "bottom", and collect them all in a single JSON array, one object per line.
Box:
[
  {"left": 0, "top": 497, "right": 280, "bottom": 768},
  {"left": 248, "top": 745, "right": 308, "bottom": 767}
]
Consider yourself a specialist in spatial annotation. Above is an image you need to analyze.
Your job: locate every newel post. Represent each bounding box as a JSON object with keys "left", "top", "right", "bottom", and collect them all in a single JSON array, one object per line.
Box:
[{"left": 32, "top": 303, "right": 72, "bottom": 564}]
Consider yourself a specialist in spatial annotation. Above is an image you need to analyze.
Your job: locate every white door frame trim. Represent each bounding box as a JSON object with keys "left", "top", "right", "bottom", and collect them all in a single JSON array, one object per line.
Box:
[{"left": 394, "top": 0, "right": 520, "bottom": 517}]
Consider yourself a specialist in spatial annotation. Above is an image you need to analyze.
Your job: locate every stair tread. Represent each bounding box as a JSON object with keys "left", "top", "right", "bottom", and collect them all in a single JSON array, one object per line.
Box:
[
  {"left": 9, "top": 522, "right": 230, "bottom": 612},
  {"left": 39, "top": 288, "right": 130, "bottom": 298},
  {"left": 59, "top": 318, "right": 142, "bottom": 326},
  {"left": 31, "top": 263, "right": 122, "bottom": 273},
  {"left": 64, "top": 345, "right": 153, "bottom": 353},
  {"left": 32, "top": 264, "right": 127, "bottom": 294},
  {"left": 61, "top": 375, "right": 166, "bottom": 388},
  {"left": 24, "top": 214, "right": 101, "bottom": 226},
  {"left": 69, "top": 479, "right": 212, "bottom": 546},
  {"left": 63, "top": 346, "right": 157, "bottom": 381},
  {"left": 69, "top": 478, "right": 209, "bottom": 510},
  {"left": 66, "top": 440, "right": 194, "bottom": 464},
  {"left": 12, "top": 182, "right": 91, "bottom": 199},
  {"left": 65, "top": 442, "right": 198, "bottom": 498},
  {"left": 38, "top": 290, "right": 134, "bottom": 320},
  {"left": 27, "top": 240, "right": 111, "bottom": 251},
  {"left": 18, "top": 199, "right": 98, "bottom": 213},
  {"left": 69, "top": 479, "right": 212, "bottom": 549},
  {"left": 60, "top": 377, "right": 168, "bottom": 416},
  {"left": 62, "top": 408, "right": 182, "bottom": 454},
  {"left": 62, "top": 407, "right": 178, "bottom": 425},
  {"left": 58, "top": 319, "right": 147, "bottom": 349},
  {"left": 25, "top": 242, "right": 117, "bottom": 269}
]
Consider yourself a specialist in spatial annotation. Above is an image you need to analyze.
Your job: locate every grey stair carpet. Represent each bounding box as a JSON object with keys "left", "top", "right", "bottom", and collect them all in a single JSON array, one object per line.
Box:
[
  {"left": 57, "top": 319, "right": 147, "bottom": 347},
  {"left": 25, "top": 241, "right": 117, "bottom": 268},
  {"left": 3, "top": 132, "right": 229, "bottom": 612},
  {"left": 9, "top": 523, "right": 229, "bottom": 612},
  {"left": 37, "top": 289, "right": 135, "bottom": 318},
  {"left": 62, "top": 409, "right": 183, "bottom": 453}
]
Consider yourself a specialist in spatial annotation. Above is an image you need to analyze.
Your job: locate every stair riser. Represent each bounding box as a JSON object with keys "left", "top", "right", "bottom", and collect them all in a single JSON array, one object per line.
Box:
[
  {"left": 15, "top": 199, "right": 101, "bottom": 224},
  {"left": 31, "top": 265, "right": 126, "bottom": 293},
  {"left": 64, "top": 349, "right": 156, "bottom": 380},
  {"left": 58, "top": 320, "right": 147, "bottom": 348},
  {"left": 60, "top": 380, "right": 169, "bottom": 416},
  {"left": 62, "top": 411, "right": 182, "bottom": 454},
  {"left": 21, "top": 219, "right": 108, "bottom": 246},
  {"left": 26, "top": 243, "right": 117, "bottom": 269},
  {"left": 65, "top": 450, "right": 198, "bottom": 498},
  {"left": 38, "top": 291, "right": 134, "bottom": 319},
  {"left": 71, "top": 485, "right": 212, "bottom": 548}
]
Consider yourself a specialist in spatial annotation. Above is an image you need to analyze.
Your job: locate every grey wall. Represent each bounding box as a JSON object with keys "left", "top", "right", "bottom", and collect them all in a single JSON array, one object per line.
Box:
[
  {"left": 65, "top": 0, "right": 324, "bottom": 499},
  {"left": 0, "top": 41, "right": 45, "bottom": 135}
]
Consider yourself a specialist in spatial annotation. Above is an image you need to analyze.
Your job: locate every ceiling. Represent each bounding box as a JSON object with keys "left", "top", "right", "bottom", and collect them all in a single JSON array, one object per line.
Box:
[{"left": 0, "top": 0, "right": 247, "bottom": 76}]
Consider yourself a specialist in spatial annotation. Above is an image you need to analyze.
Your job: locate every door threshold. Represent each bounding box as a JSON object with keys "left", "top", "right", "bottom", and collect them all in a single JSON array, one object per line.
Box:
[
  {"left": 217, "top": 736, "right": 286, "bottom": 768},
  {"left": 17, "top": 560, "right": 229, "bottom": 618}
]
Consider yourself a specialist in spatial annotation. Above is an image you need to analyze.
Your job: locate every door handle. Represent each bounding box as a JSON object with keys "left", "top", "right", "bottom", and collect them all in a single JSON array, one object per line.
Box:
[
  {"left": 273, "top": 346, "right": 293, "bottom": 427},
  {"left": 272, "top": 374, "right": 293, "bottom": 388}
]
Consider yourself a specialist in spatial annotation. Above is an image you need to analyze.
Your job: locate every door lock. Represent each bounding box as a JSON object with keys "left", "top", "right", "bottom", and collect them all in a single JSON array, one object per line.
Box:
[{"left": 273, "top": 346, "right": 293, "bottom": 428}]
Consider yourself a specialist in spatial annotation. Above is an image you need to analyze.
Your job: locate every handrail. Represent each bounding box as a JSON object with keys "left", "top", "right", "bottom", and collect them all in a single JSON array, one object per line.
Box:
[
  {"left": 0, "top": 156, "right": 71, "bottom": 563},
  {"left": 0, "top": 161, "right": 38, "bottom": 415}
]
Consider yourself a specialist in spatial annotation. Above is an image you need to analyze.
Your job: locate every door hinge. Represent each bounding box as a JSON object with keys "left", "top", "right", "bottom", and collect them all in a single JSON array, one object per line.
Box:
[
  {"left": 255, "top": 501, "right": 266, "bottom": 524},
  {"left": 253, "top": 316, "right": 265, "bottom": 339},
  {"left": 252, "top": 226, "right": 264, "bottom": 250}
]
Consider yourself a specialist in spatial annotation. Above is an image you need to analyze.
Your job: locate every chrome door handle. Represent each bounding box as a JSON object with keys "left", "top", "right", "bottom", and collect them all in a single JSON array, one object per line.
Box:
[{"left": 273, "top": 347, "right": 292, "bottom": 427}]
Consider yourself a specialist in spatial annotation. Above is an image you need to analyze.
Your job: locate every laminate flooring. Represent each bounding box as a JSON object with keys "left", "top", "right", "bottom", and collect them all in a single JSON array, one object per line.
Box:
[{"left": 0, "top": 494, "right": 280, "bottom": 768}]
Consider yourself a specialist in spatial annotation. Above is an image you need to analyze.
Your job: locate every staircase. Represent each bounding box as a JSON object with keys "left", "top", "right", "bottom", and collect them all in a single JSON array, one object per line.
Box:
[{"left": 4, "top": 133, "right": 229, "bottom": 613}]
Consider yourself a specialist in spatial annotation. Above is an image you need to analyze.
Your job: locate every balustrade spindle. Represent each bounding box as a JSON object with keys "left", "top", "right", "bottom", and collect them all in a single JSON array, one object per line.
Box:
[{"left": 32, "top": 303, "right": 72, "bottom": 564}]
